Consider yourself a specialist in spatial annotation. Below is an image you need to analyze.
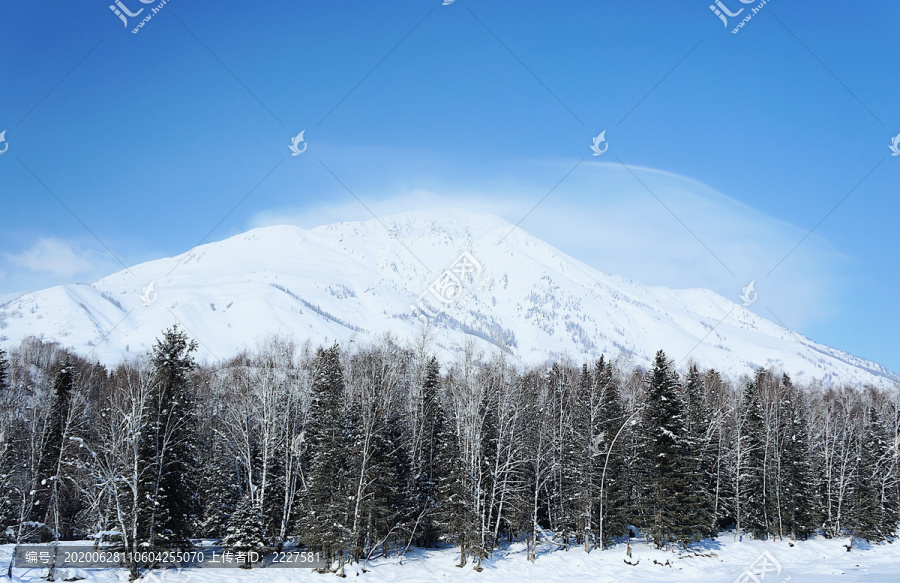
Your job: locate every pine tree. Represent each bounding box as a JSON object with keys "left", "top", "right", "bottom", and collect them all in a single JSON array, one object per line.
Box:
[
  {"left": 777, "top": 376, "right": 816, "bottom": 540},
  {"left": 28, "top": 358, "right": 76, "bottom": 540},
  {"left": 549, "top": 363, "right": 578, "bottom": 547},
  {"left": 137, "top": 326, "right": 201, "bottom": 548},
  {"left": 682, "top": 364, "right": 716, "bottom": 539},
  {"left": 263, "top": 450, "right": 287, "bottom": 547},
  {"left": 198, "top": 441, "right": 241, "bottom": 540},
  {"left": 222, "top": 493, "right": 267, "bottom": 568},
  {"left": 0, "top": 445, "right": 12, "bottom": 538},
  {"left": 849, "top": 406, "right": 890, "bottom": 541},
  {"left": 594, "top": 357, "right": 627, "bottom": 548},
  {"left": 879, "top": 415, "right": 900, "bottom": 541},
  {"left": 369, "top": 407, "right": 413, "bottom": 555},
  {"left": 433, "top": 394, "right": 472, "bottom": 567},
  {"left": 702, "top": 369, "right": 732, "bottom": 531},
  {"left": 476, "top": 385, "right": 499, "bottom": 561},
  {"left": 0, "top": 349, "right": 9, "bottom": 394},
  {"left": 566, "top": 363, "right": 594, "bottom": 551},
  {"left": 294, "top": 345, "right": 356, "bottom": 566},
  {"left": 737, "top": 380, "right": 768, "bottom": 539},
  {"left": 0, "top": 349, "right": 12, "bottom": 536},
  {"left": 413, "top": 357, "right": 442, "bottom": 547},
  {"left": 881, "top": 439, "right": 900, "bottom": 540},
  {"left": 516, "top": 370, "right": 547, "bottom": 562},
  {"left": 637, "top": 350, "right": 697, "bottom": 547}
]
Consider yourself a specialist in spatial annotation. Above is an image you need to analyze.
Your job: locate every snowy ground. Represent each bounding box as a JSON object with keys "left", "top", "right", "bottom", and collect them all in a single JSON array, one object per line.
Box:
[{"left": 3, "top": 535, "right": 899, "bottom": 582}]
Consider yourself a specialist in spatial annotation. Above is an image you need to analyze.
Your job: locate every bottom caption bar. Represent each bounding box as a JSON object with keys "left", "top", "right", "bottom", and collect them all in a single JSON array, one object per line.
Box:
[{"left": 14, "top": 545, "right": 327, "bottom": 569}]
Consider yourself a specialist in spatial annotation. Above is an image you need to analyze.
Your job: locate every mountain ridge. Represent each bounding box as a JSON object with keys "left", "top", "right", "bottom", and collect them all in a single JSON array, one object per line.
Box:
[{"left": 0, "top": 211, "right": 896, "bottom": 388}]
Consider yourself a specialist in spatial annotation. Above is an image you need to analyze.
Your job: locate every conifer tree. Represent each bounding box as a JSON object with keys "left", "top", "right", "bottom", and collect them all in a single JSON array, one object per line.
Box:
[
  {"left": 198, "top": 441, "right": 241, "bottom": 540},
  {"left": 0, "top": 348, "right": 11, "bottom": 529},
  {"left": 476, "top": 386, "right": 500, "bottom": 561},
  {"left": 737, "top": 380, "right": 768, "bottom": 539},
  {"left": 594, "top": 357, "right": 627, "bottom": 548},
  {"left": 515, "top": 370, "right": 547, "bottom": 562},
  {"left": 701, "top": 368, "right": 732, "bottom": 530},
  {"left": 137, "top": 326, "right": 201, "bottom": 548},
  {"left": 433, "top": 395, "right": 472, "bottom": 567},
  {"left": 567, "top": 363, "right": 596, "bottom": 550},
  {"left": 849, "top": 406, "right": 891, "bottom": 541},
  {"left": 222, "top": 492, "right": 267, "bottom": 568},
  {"left": 0, "top": 376, "right": 13, "bottom": 539},
  {"left": 0, "top": 349, "right": 9, "bottom": 394},
  {"left": 263, "top": 450, "right": 287, "bottom": 547},
  {"left": 369, "top": 408, "right": 413, "bottom": 554},
  {"left": 295, "top": 345, "right": 356, "bottom": 565},
  {"left": 638, "top": 351, "right": 696, "bottom": 547},
  {"left": 777, "top": 376, "right": 816, "bottom": 540},
  {"left": 28, "top": 358, "right": 76, "bottom": 539},
  {"left": 548, "top": 363, "right": 578, "bottom": 546},
  {"left": 413, "top": 357, "right": 442, "bottom": 547},
  {"left": 682, "top": 364, "right": 716, "bottom": 539},
  {"left": 879, "top": 420, "right": 900, "bottom": 540}
]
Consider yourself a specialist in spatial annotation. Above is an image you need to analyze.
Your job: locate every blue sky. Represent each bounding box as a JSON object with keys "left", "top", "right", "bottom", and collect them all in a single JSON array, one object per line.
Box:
[{"left": 1, "top": 1, "right": 898, "bottom": 372}]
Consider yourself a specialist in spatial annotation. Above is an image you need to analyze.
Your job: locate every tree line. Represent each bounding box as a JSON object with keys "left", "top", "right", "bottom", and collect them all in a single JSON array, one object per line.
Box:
[{"left": 0, "top": 329, "right": 897, "bottom": 574}]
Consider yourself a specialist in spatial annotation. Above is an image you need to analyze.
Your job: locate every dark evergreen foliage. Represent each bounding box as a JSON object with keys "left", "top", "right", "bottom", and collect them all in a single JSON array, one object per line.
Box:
[
  {"left": 849, "top": 407, "right": 892, "bottom": 541},
  {"left": 433, "top": 390, "right": 472, "bottom": 566},
  {"left": 222, "top": 493, "right": 267, "bottom": 567},
  {"left": 413, "top": 357, "right": 442, "bottom": 547},
  {"left": 594, "top": 357, "right": 627, "bottom": 547},
  {"left": 737, "top": 379, "right": 768, "bottom": 539},
  {"left": 777, "top": 376, "right": 817, "bottom": 540},
  {"left": 681, "top": 364, "right": 717, "bottom": 540},
  {"left": 0, "top": 333, "right": 897, "bottom": 567},
  {"left": 0, "top": 349, "right": 9, "bottom": 394},
  {"left": 0, "top": 348, "right": 13, "bottom": 538},
  {"left": 137, "top": 325, "right": 201, "bottom": 548},
  {"left": 28, "top": 358, "right": 78, "bottom": 540},
  {"left": 199, "top": 440, "right": 242, "bottom": 540},
  {"left": 294, "top": 345, "right": 356, "bottom": 564},
  {"left": 637, "top": 351, "right": 705, "bottom": 547}
]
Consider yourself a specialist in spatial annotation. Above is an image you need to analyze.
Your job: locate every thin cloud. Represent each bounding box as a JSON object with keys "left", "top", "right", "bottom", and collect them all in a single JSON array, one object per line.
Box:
[
  {"left": 2, "top": 237, "right": 121, "bottom": 292},
  {"left": 250, "top": 162, "right": 844, "bottom": 333}
]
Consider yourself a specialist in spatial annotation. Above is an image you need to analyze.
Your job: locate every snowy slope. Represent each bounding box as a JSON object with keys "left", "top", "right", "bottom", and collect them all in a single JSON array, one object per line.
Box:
[{"left": 0, "top": 211, "right": 896, "bottom": 388}]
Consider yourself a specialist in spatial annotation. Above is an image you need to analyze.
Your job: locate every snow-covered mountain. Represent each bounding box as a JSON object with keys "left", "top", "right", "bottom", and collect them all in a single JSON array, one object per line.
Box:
[{"left": 0, "top": 212, "right": 896, "bottom": 388}]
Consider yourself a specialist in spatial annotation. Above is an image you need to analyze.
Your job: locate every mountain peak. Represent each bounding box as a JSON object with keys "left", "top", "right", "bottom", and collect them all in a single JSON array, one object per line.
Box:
[{"left": 0, "top": 212, "right": 896, "bottom": 388}]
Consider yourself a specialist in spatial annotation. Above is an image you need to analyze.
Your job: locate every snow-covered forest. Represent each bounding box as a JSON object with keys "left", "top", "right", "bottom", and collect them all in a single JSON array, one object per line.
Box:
[{"left": 1, "top": 327, "right": 898, "bottom": 575}]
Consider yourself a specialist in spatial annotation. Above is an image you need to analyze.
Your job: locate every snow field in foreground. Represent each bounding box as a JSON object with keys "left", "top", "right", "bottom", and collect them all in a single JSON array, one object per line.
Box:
[{"left": 3, "top": 535, "right": 899, "bottom": 583}]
